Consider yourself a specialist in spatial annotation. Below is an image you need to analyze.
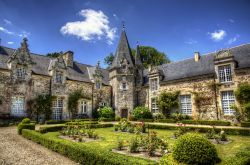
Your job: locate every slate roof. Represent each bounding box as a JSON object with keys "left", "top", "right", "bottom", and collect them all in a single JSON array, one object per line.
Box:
[
  {"left": 110, "top": 30, "right": 134, "bottom": 69},
  {"left": 0, "top": 46, "right": 109, "bottom": 85},
  {"left": 151, "top": 43, "right": 250, "bottom": 83}
]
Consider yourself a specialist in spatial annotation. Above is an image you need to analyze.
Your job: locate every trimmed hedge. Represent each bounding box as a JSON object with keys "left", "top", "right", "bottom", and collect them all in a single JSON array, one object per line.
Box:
[
  {"left": 173, "top": 133, "right": 220, "bottom": 164},
  {"left": 146, "top": 123, "right": 250, "bottom": 136},
  {"left": 66, "top": 121, "right": 99, "bottom": 125},
  {"left": 241, "top": 122, "right": 250, "bottom": 127},
  {"left": 156, "top": 119, "right": 176, "bottom": 123},
  {"left": 181, "top": 120, "right": 231, "bottom": 126},
  {"left": 98, "top": 118, "right": 115, "bottom": 122},
  {"left": 22, "top": 129, "right": 155, "bottom": 165},
  {"left": 17, "top": 123, "right": 35, "bottom": 134},
  {"left": 45, "top": 120, "right": 67, "bottom": 124},
  {"left": 38, "top": 125, "right": 66, "bottom": 134},
  {"left": 38, "top": 123, "right": 114, "bottom": 134}
]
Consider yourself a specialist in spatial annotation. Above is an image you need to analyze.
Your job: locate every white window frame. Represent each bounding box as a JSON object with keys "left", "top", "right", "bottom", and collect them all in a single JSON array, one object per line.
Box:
[
  {"left": 221, "top": 91, "right": 235, "bottom": 115},
  {"left": 218, "top": 65, "right": 232, "bottom": 83},
  {"left": 55, "top": 71, "right": 63, "bottom": 84},
  {"left": 180, "top": 95, "right": 192, "bottom": 115},
  {"left": 11, "top": 96, "right": 26, "bottom": 116},
  {"left": 52, "top": 97, "right": 63, "bottom": 120},
  {"left": 79, "top": 100, "right": 88, "bottom": 114},
  {"left": 150, "top": 78, "right": 158, "bottom": 91},
  {"left": 16, "top": 67, "right": 26, "bottom": 79},
  {"left": 151, "top": 97, "right": 159, "bottom": 113}
]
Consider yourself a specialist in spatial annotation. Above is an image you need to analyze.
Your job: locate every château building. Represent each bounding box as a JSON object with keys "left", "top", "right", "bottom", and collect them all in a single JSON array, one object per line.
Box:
[{"left": 0, "top": 29, "right": 250, "bottom": 121}]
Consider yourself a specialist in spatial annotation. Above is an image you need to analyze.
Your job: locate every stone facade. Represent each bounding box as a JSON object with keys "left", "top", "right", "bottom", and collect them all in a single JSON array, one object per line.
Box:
[{"left": 0, "top": 31, "right": 250, "bottom": 121}]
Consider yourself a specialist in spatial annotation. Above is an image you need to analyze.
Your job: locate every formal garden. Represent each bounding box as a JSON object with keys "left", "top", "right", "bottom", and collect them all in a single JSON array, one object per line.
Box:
[{"left": 1, "top": 82, "right": 249, "bottom": 164}]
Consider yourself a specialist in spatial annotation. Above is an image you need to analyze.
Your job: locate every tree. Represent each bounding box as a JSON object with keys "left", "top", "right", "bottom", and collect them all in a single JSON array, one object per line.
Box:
[
  {"left": 103, "top": 46, "right": 170, "bottom": 68},
  {"left": 104, "top": 53, "right": 114, "bottom": 67},
  {"left": 131, "top": 46, "right": 170, "bottom": 68},
  {"left": 46, "top": 51, "right": 63, "bottom": 58},
  {"left": 158, "top": 91, "right": 180, "bottom": 117}
]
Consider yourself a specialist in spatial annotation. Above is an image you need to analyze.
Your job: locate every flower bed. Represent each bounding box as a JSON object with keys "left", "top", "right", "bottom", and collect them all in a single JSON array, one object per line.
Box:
[{"left": 21, "top": 129, "right": 155, "bottom": 164}]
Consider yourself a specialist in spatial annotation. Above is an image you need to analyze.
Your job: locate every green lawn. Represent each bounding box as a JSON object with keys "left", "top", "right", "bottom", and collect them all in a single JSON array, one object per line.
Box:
[{"left": 44, "top": 127, "right": 250, "bottom": 164}]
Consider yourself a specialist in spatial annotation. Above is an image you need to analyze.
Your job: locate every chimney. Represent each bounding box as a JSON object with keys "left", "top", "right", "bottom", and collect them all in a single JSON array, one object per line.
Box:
[
  {"left": 194, "top": 52, "right": 200, "bottom": 62},
  {"left": 63, "top": 51, "right": 74, "bottom": 67}
]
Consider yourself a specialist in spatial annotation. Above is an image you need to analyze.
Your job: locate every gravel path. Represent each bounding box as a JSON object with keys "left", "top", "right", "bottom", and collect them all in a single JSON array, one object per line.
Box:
[{"left": 0, "top": 126, "right": 78, "bottom": 165}]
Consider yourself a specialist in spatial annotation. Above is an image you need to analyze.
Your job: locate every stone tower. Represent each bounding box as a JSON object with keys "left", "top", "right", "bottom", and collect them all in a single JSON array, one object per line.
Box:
[{"left": 109, "top": 28, "right": 143, "bottom": 118}]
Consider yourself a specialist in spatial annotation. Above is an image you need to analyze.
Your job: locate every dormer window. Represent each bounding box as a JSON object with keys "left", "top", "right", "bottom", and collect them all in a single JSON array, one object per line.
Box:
[
  {"left": 55, "top": 71, "right": 63, "bottom": 84},
  {"left": 16, "top": 67, "right": 26, "bottom": 79},
  {"left": 95, "top": 82, "right": 101, "bottom": 89},
  {"left": 150, "top": 78, "right": 158, "bottom": 91},
  {"left": 218, "top": 65, "right": 232, "bottom": 83}
]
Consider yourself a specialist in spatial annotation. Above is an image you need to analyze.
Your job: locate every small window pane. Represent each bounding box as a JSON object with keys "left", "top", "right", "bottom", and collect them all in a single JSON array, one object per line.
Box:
[
  {"left": 16, "top": 67, "right": 26, "bottom": 79},
  {"left": 11, "top": 96, "right": 25, "bottom": 116},
  {"left": 52, "top": 97, "right": 63, "bottom": 120}
]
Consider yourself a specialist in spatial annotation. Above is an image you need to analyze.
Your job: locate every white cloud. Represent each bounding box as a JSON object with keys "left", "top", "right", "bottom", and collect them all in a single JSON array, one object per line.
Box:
[
  {"left": 229, "top": 19, "right": 235, "bottom": 23},
  {"left": 0, "top": 27, "right": 14, "bottom": 35},
  {"left": 185, "top": 39, "right": 198, "bottom": 45},
  {"left": 3, "top": 19, "right": 12, "bottom": 25},
  {"left": 60, "top": 9, "right": 117, "bottom": 44},
  {"left": 7, "top": 41, "right": 14, "bottom": 44},
  {"left": 18, "top": 31, "right": 30, "bottom": 38},
  {"left": 208, "top": 29, "right": 226, "bottom": 41},
  {"left": 226, "top": 34, "right": 240, "bottom": 45}
]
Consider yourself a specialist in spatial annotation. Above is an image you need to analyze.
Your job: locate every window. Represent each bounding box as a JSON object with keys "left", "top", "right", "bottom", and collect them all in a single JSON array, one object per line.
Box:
[
  {"left": 150, "top": 78, "right": 158, "bottom": 91},
  {"left": 218, "top": 65, "right": 232, "bottom": 83},
  {"left": 16, "top": 67, "right": 26, "bottom": 79},
  {"left": 151, "top": 97, "right": 159, "bottom": 113},
  {"left": 180, "top": 95, "right": 192, "bottom": 115},
  {"left": 55, "top": 71, "right": 63, "bottom": 83},
  {"left": 95, "top": 82, "right": 101, "bottom": 89},
  {"left": 80, "top": 101, "right": 88, "bottom": 114},
  {"left": 221, "top": 91, "right": 235, "bottom": 115},
  {"left": 11, "top": 96, "right": 25, "bottom": 116},
  {"left": 120, "top": 82, "right": 127, "bottom": 91},
  {"left": 52, "top": 97, "right": 63, "bottom": 120}
]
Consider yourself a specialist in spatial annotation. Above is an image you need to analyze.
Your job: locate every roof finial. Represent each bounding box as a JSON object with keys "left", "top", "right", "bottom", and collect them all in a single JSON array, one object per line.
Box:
[{"left": 122, "top": 21, "right": 125, "bottom": 31}]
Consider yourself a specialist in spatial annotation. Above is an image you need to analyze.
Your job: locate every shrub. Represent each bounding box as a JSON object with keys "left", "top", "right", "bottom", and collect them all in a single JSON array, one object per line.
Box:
[
  {"left": 128, "top": 137, "right": 140, "bottom": 153},
  {"left": 98, "top": 117, "right": 115, "bottom": 122},
  {"left": 17, "top": 123, "right": 35, "bottom": 134},
  {"left": 224, "top": 146, "right": 250, "bottom": 165},
  {"left": 170, "top": 113, "right": 191, "bottom": 121},
  {"left": 158, "top": 91, "right": 180, "bottom": 117},
  {"left": 241, "top": 121, "right": 250, "bottom": 127},
  {"left": 22, "top": 118, "right": 31, "bottom": 124},
  {"left": 115, "top": 116, "right": 121, "bottom": 121},
  {"left": 117, "top": 138, "right": 124, "bottom": 150},
  {"left": 157, "top": 119, "right": 176, "bottom": 123},
  {"left": 220, "top": 130, "right": 227, "bottom": 141},
  {"left": 98, "top": 106, "right": 114, "bottom": 119},
  {"left": 153, "top": 113, "right": 165, "bottom": 121},
  {"left": 132, "top": 106, "right": 153, "bottom": 120},
  {"left": 22, "top": 129, "right": 156, "bottom": 165},
  {"left": 173, "top": 133, "right": 220, "bottom": 164},
  {"left": 244, "top": 103, "right": 250, "bottom": 121}
]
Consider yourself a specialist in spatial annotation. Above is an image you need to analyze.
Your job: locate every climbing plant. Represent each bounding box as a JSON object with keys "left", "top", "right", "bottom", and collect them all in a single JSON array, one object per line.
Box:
[
  {"left": 157, "top": 91, "right": 180, "bottom": 117},
  {"left": 68, "top": 89, "right": 91, "bottom": 119},
  {"left": 193, "top": 92, "right": 210, "bottom": 120}
]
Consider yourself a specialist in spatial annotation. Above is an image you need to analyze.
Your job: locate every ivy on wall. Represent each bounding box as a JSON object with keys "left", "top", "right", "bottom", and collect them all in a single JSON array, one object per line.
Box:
[
  {"left": 68, "top": 88, "right": 91, "bottom": 119},
  {"left": 157, "top": 91, "right": 180, "bottom": 117}
]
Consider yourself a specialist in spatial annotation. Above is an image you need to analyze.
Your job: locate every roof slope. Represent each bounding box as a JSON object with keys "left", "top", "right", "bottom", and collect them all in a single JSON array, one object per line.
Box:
[{"left": 0, "top": 46, "right": 109, "bottom": 84}]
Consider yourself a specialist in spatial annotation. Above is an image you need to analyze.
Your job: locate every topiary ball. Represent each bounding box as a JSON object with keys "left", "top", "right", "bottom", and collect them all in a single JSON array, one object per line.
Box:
[
  {"left": 173, "top": 133, "right": 220, "bottom": 164},
  {"left": 21, "top": 118, "right": 31, "bottom": 124}
]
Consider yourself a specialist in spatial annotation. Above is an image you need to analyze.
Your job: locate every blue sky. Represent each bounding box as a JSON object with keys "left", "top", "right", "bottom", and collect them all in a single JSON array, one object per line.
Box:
[{"left": 0, "top": 0, "right": 249, "bottom": 67}]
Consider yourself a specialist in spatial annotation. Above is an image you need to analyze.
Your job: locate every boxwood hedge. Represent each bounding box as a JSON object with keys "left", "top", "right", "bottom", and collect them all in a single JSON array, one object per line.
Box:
[
  {"left": 17, "top": 123, "right": 35, "bottom": 134},
  {"left": 241, "top": 122, "right": 250, "bottom": 127},
  {"left": 22, "top": 129, "right": 156, "bottom": 165}
]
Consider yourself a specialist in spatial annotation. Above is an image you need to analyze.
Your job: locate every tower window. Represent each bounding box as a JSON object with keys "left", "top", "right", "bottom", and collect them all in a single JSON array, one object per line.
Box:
[
  {"left": 218, "top": 65, "right": 232, "bottom": 83},
  {"left": 121, "top": 82, "right": 127, "bottom": 91}
]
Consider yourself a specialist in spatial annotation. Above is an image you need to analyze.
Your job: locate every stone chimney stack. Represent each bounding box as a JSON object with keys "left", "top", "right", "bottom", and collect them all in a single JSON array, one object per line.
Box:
[
  {"left": 194, "top": 52, "right": 201, "bottom": 62},
  {"left": 63, "top": 51, "right": 74, "bottom": 67}
]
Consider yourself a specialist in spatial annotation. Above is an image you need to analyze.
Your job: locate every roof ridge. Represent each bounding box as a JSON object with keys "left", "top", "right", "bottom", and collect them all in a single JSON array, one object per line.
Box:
[{"left": 160, "top": 43, "right": 250, "bottom": 68}]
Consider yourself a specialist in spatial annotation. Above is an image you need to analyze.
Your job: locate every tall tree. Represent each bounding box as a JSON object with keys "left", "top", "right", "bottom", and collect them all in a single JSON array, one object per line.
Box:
[{"left": 103, "top": 46, "right": 170, "bottom": 68}]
